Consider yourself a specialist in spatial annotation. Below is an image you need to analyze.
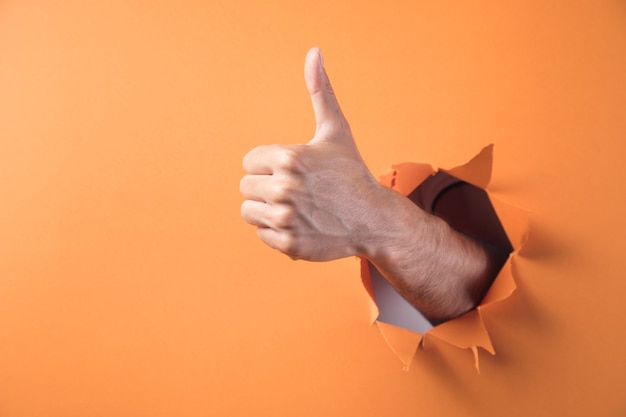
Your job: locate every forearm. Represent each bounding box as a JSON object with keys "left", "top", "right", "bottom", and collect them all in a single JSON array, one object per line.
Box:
[{"left": 356, "top": 185, "right": 494, "bottom": 324}]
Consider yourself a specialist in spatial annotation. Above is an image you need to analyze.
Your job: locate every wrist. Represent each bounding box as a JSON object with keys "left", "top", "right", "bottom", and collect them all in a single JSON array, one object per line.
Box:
[{"left": 354, "top": 184, "right": 430, "bottom": 264}]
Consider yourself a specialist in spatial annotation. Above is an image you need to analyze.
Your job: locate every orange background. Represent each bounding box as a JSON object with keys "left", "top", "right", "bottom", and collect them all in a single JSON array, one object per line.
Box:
[{"left": 1, "top": 1, "right": 625, "bottom": 416}]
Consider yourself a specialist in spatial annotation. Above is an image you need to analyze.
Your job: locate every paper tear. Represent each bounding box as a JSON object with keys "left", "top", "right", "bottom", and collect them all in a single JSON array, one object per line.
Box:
[
  {"left": 376, "top": 322, "right": 423, "bottom": 368},
  {"left": 444, "top": 144, "right": 494, "bottom": 189},
  {"left": 471, "top": 346, "right": 480, "bottom": 374},
  {"left": 360, "top": 144, "right": 530, "bottom": 372}
]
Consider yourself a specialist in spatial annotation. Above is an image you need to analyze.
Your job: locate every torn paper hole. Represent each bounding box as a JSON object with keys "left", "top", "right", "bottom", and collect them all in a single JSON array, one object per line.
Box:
[{"left": 360, "top": 144, "right": 530, "bottom": 372}]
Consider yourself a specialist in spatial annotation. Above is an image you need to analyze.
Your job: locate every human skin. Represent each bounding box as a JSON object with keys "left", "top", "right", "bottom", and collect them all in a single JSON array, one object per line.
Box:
[{"left": 240, "top": 47, "right": 497, "bottom": 323}]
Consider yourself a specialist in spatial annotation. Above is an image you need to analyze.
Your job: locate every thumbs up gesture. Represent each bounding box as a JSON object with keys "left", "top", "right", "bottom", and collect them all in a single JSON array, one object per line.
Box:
[
  {"left": 240, "top": 47, "right": 384, "bottom": 261},
  {"left": 240, "top": 47, "right": 502, "bottom": 322}
]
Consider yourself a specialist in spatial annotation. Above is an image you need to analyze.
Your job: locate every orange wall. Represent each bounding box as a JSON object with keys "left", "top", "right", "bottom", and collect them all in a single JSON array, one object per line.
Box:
[{"left": 1, "top": 1, "right": 625, "bottom": 416}]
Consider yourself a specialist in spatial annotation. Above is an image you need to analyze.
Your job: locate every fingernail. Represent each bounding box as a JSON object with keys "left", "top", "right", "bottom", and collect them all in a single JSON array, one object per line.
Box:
[{"left": 318, "top": 48, "right": 324, "bottom": 69}]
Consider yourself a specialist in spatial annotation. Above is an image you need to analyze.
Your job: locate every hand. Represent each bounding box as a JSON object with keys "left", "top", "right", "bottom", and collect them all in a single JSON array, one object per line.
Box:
[{"left": 240, "top": 47, "right": 383, "bottom": 261}]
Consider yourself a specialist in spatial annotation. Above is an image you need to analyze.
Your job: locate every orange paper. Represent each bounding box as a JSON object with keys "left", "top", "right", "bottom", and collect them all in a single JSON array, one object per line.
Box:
[{"left": 2, "top": 1, "right": 625, "bottom": 416}]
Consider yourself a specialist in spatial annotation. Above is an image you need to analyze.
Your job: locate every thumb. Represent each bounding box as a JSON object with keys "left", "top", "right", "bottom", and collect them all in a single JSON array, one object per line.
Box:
[{"left": 304, "top": 47, "right": 351, "bottom": 141}]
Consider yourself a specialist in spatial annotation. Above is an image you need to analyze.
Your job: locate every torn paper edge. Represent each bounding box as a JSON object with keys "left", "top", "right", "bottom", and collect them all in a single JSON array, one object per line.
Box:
[{"left": 360, "top": 144, "right": 531, "bottom": 372}]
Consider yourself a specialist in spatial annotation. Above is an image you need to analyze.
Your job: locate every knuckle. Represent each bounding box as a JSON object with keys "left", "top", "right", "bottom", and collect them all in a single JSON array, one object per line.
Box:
[
  {"left": 279, "top": 233, "right": 300, "bottom": 257},
  {"left": 242, "top": 144, "right": 277, "bottom": 172},
  {"left": 239, "top": 176, "right": 248, "bottom": 194},
  {"left": 242, "top": 149, "right": 256, "bottom": 171},
  {"left": 240, "top": 200, "right": 251, "bottom": 221},
  {"left": 274, "top": 206, "right": 296, "bottom": 229},
  {"left": 276, "top": 146, "right": 304, "bottom": 172},
  {"left": 257, "top": 228, "right": 303, "bottom": 260},
  {"left": 266, "top": 182, "right": 283, "bottom": 202},
  {"left": 268, "top": 178, "right": 297, "bottom": 203}
]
